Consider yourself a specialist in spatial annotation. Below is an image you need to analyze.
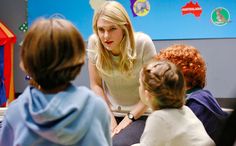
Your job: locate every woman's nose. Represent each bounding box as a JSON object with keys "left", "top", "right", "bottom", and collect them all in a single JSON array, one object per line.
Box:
[{"left": 104, "top": 31, "right": 109, "bottom": 39}]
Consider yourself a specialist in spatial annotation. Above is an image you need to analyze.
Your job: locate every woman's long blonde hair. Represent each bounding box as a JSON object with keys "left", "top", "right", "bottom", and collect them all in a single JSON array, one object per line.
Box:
[{"left": 92, "top": 1, "right": 136, "bottom": 76}]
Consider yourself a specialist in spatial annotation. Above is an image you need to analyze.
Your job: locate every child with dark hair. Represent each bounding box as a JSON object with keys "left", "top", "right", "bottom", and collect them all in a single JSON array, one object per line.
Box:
[
  {"left": 133, "top": 60, "right": 214, "bottom": 146},
  {"left": 0, "top": 18, "right": 111, "bottom": 146}
]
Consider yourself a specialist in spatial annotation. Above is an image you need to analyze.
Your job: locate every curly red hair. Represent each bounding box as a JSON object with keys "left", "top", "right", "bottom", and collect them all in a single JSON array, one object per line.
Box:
[{"left": 155, "top": 44, "right": 206, "bottom": 89}]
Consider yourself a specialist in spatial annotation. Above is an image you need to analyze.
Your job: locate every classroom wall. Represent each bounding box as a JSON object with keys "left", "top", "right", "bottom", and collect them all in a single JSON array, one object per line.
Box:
[{"left": 1, "top": 0, "right": 236, "bottom": 99}]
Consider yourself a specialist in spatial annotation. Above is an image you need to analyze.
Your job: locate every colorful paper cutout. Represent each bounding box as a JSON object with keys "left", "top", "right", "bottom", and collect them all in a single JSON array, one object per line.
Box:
[{"left": 181, "top": 1, "right": 202, "bottom": 17}]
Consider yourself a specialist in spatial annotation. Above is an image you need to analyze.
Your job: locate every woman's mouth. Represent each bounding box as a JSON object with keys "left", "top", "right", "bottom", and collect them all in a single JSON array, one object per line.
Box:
[{"left": 105, "top": 41, "right": 113, "bottom": 45}]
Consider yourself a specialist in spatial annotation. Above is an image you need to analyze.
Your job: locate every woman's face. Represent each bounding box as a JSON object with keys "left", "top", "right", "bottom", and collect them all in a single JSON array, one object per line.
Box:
[{"left": 97, "top": 17, "right": 124, "bottom": 55}]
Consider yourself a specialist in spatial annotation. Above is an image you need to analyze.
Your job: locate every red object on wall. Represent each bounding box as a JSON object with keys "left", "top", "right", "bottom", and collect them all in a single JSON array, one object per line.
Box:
[
  {"left": 181, "top": 1, "right": 202, "bottom": 17},
  {"left": 0, "top": 21, "right": 16, "bottom": 106}
]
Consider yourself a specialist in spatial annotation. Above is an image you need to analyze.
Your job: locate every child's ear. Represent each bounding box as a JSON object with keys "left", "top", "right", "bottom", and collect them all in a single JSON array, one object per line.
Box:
[{"left": 19, "top": 61, "right": 26, "bottom": 72}]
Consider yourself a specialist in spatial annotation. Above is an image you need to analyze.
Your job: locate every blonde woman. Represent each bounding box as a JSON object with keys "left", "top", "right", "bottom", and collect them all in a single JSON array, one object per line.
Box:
[
  {"left": 87, "top": 1, "right": 156, "bottom": 145},
  {"left": 133, "top": 60, "right": 215, "bottom": 146}
]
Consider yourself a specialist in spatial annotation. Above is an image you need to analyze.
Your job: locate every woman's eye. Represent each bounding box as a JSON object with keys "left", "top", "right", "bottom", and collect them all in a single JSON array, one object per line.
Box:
[{"left": 98, "top": 28, "right": 104, "bottom": 32}]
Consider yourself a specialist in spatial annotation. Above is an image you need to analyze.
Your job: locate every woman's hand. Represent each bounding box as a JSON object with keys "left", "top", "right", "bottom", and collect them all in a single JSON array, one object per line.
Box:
[
  {"left": 112, "top": 101, "right": 148, "bottom": 137},
  {"left": 112, "top": 116, "right": 132, "bottom": 137}
]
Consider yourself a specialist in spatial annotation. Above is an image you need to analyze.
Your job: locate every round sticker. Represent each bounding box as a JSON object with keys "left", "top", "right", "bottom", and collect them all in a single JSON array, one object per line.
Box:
[
  {"left": 133, "top": 0, "right": 150, "bottom": 17},
  {"left": 211, "top": 7, "right": 230, "bottom": 26}
]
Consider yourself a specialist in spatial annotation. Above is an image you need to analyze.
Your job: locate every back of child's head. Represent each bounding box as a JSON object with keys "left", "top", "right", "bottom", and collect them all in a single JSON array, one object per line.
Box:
[
  {"left": 156, "top": 44, "right": 206, "bottom": 89},
  {"left": 21, "top": 18, "right": 85, "bottom": 90},
  {"left": 141, "top": 60, "right": 185, "bottom": 110}
]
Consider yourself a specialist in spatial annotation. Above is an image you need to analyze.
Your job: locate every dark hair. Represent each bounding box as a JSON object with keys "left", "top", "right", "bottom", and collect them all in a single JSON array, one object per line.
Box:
[
  {"left": 141, "top": 60, "right": 186, "bottom": 109},
  {"left": 21, "top": 18, "right": 85, "bottom": 90}
]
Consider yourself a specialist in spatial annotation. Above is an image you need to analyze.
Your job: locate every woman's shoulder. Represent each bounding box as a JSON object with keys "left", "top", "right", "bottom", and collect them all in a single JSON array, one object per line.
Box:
[
  {"left": 135, "top": 32, "right": 152, "bottom": 41},
  {"left": 134, "top": 32, "right": 155, "bottom": 49},
  {"left": 133, "top": 32, "right": 156, "bottom": 61},
  {"left": 87, "top": 34, "right": 99, "bottom": 61},
  {"left": 88, "top": 34, "right": 97, "bottom": 41},
  {"left": 88, "top": 34, "right": 100, "bottom": 47}
]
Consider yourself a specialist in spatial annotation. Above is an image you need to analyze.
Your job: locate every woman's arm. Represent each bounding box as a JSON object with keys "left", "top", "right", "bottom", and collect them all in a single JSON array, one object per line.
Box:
[
  {"left": 112, "top": 100, "right": 147, "bottom": 136},
  {"left": 88, "top": 61, "right": 110, "bottom": 105},
  {"left": 88, "top": 61, "right": 118, "bottom": 131}
]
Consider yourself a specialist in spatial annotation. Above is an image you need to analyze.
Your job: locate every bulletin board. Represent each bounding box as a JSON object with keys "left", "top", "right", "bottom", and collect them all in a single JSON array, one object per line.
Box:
[{"left": 28, "top": 0, "right": 236, "bottom": 40}]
